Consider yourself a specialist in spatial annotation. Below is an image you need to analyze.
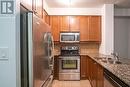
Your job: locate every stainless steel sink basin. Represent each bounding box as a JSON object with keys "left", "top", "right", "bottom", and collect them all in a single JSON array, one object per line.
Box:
[
  {"left": 94, "top": 57, "right": 103, "bottom": 60},
  {"left": 108, "top": 60, "right": 122, "bottom": 64},
  {"left": 94, "top": 56, "right": 129, "bottom": 65},
  {"left": 102, "top": 59, "right": 122, "bottom": 64},
  {"left": 114, "top": 61, "right": 122, "bottom": 64}
]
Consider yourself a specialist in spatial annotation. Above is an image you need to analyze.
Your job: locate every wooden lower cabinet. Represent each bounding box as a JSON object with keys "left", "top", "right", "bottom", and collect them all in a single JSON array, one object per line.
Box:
[
  {"left": 97, "top": 64, "right": 104, "bottom": 87},
  {"left": 88, "top": 56, "right": 104, "bottom": 87},
  {"left": 54, "top": 56, "right": 59, "bottom": 79},
  {"left": 81, "top": 55, "right": 104, "bottom": 87},
  {"left": 80, "top": 56, "right": 88, "bottom": 79}
]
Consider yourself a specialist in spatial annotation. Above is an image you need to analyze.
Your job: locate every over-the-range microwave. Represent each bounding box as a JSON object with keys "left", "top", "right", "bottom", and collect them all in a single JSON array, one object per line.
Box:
[{"left": 60, "top": 32, "right": 80, "bottom": 43}]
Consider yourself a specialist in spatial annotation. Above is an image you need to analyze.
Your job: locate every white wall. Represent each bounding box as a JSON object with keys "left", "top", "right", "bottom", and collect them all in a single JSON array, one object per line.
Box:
[
  {"left": 99, "top": 4, "right": 114, "bottom": 55},
  {"left": 43, "top": 0, "right": 50, "bottom": 13},
  {"left": 47, "top": 8, "right": 102, "bottom": 15},
  {"left": 114, "top": 17, "right": 129, "bottom": 58},
  {"left": 0, "top": 0, "right": 21, "bottom": 87},
  {"left": 115, "top": 8, "right": 130, "bottom": 16},
  {"left": 43, "top": 1, "right": 102, "bottom": 15}
]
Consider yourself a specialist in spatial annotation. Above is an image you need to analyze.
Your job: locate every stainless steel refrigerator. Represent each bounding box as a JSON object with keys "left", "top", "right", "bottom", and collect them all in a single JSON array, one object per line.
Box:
[{"left": 20, "top": 5, "right": 54, "bottom": 87}]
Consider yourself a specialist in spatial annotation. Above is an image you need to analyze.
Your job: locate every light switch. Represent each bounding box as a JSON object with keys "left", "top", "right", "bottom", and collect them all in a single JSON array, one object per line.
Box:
[{"left": 0, "top": 47, "right": 9, "bottom": 60}]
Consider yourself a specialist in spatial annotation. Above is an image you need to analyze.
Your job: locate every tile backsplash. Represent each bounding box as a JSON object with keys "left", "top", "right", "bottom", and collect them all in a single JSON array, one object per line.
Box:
[
  {"left": 80, "top": 43, "right": 99, "bottom": 55},
  {"left": 53, "top": 43, "right": 100, "bottom": 55},
  {"left": 54, "top": 44, "right": 60, "bottom": 55}
]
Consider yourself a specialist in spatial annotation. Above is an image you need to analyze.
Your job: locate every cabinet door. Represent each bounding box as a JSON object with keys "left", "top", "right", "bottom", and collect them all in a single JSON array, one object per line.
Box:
[
  {"left": 89, "top": 16, "right": 101, "bottom": 41},
  {"left": 60, "top": 16, "right": 80, "bottom": 32},
  {"left": 93, "top": 60, "right": 98, "bottom": 87},
  {"left": 88, "top": 57, "right": 97, "bottom": 87},
  {"left": 88, "top": 56, "right": 104, "bottom": 87},
  {"left": 60, "top": 16, "right": 70, "bottom": 32},
  {"left": 97, "top": 64, "right": 104, "bottom": 87},
  {"left": 87, "top": 57, "right": 90, "bottom": 81},
  {"left": 33, "top": 0, "right": 43, "bottom": 18},
  {"left": 50, "top": 16, "right": 60, "bottom": 42},
  {"left": 45, "top": 15, "right": 50, "bottom": 25},
  {"left": 80, "top": 16, "right": 89, "bottom": 41},
  {"left": 80, "top": 56, "right": 87, "bottom": 79},
  {"left": 43, "top": 10, "right": 50, "bottom": 25},
  {"left": 54, "top": 56, "right": 59, "bottom": 79},
  {"left": 21, "top": 0, "right": 32, "bottom": 10},
  {"left": 70, "top": 16, "right": 80, "bottom": 32}
]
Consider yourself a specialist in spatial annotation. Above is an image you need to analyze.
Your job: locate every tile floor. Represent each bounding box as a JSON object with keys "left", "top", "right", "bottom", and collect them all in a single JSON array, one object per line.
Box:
[{"left": 52, "top": 80, "right": 91, "bottom": 87}]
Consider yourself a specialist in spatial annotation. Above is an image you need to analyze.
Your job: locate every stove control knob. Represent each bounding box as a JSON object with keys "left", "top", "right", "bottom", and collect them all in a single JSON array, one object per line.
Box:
[{"left": 72, "top": 47, "right": 74, "bottom": 50}]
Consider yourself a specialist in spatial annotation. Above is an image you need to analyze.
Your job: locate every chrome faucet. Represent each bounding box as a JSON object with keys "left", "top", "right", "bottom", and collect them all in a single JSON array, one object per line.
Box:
[{"left": 111, "top": 52, "right": 119, "bottom": 61}]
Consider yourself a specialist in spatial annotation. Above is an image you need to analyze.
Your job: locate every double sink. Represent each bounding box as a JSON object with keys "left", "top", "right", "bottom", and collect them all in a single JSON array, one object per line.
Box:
[{"left": 94, "top": 57, "right": 123, "bottom": 64}]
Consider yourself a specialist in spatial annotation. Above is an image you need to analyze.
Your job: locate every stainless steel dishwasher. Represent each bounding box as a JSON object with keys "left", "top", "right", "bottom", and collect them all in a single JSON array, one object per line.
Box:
[{"left": 104, "top": 69, "right": 129, "bottom": 87}]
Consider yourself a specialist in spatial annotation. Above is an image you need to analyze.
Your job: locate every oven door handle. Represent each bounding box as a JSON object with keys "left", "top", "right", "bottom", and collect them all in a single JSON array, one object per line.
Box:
[{"left": 59, "top": 57, "right": 80, "bottom": 59}]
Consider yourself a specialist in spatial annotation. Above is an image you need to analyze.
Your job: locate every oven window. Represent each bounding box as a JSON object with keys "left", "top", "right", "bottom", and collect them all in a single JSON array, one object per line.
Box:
[
  {"left": 61, "top": 35, "right": 75, "bottom": 41},
  {"left": 62, "top": 60, "right": 77, "bottom": 69}
]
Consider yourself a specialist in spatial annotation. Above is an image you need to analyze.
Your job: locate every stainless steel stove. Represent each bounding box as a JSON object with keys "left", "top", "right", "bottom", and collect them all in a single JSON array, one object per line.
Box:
[{"left": 59, "top": 45, "right": 80, "bottom": 81}]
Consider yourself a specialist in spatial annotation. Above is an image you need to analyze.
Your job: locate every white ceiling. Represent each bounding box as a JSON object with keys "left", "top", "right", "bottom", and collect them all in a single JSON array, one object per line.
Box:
[{"left": 45, "top": 0, "right": 130, "bottom": 8}]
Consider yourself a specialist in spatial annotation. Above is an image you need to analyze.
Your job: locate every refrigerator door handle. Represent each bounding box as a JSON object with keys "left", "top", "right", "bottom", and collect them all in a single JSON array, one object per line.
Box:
[
  {"left": 48, "top": 35, "right": 54, "bottom": 70},
  {"left": 27, "top": 12, "right": 33, "bottom": 87}
]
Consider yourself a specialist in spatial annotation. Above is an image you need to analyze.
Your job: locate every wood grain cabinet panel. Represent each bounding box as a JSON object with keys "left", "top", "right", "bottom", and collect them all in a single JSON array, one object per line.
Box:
[
  {"left": 50, "top": 16, "right": 60, "bottom": 42},
  {"left": 80, "top": 56, "right": 88, "bottom": 79},
  {"left": 87, "top": 56, "right": 104, "bottom": 87},
  {"left": 60, "top": 16, "right": 80, "bottom": 32},
  {"left": 43, "top": 10, "right": 50, "bottom": 25},
  {"left": 89, "top": 16, "right": 101, "bottom": 41},
  {"left": 60, "top": 16, "right": 70, "bottom": 32},
  {"left": 69, "top": 16, "right": 80, "bottom": 32},
  {"left": 97, "top": 64, "right": 104, "bottom": 87},
  {"left": 54, "top": 56, "right": 59, "bottom": 79},
  {"left": 79, "top": 16, "right": 101, "bottom": 42},
  {"left": 80, "top": 16, "right": 89, "bottom": 41}
]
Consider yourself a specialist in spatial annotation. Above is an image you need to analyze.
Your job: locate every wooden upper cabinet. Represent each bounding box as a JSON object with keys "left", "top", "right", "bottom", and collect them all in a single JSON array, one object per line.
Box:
[
  {"left": 43, "top": 10, "right": 50, "bottom": 25},
  {"left": 69, "top": 16, "right": 80, "bottom": 31},
  {"left": 60, "top": 16, "right": 70, "bottom": 32},
  {"left": 50, "top": 16, "right": 60, "bottom": 42},
  {"left": 45, "top": 15, "right": 50, "bottom": 25},
  {"left": 80, "top": 16, "right": 89, "bottom": 41},
  {"left": 80, "top": 16, "right": 101, "bottom": 42},
  {"left": 33, "top": 0, "right": 43, "bottom": 18},
  {"left": 50, "top": 16, "right": 101, "bottom": 42},
  {"left": 89, "top": 16, "right": 101, "bottom": 41},
  {"left": 60, "top": 16, "right": 80, "bottom": 32}
]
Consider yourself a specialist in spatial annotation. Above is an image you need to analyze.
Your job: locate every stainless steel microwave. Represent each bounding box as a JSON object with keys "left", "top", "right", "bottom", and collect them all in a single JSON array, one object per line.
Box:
[{"left": 60, "top": 32, "right": 80, "bottom": 43}]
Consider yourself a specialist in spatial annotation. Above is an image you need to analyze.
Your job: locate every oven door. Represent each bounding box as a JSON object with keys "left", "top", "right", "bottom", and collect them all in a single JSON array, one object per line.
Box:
[{"left": 59, "top": 56, "right": 80, "bottom": 73}]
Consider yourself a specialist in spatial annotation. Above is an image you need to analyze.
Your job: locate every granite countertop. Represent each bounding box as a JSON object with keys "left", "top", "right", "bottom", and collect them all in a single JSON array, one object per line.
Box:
[{"left": 87, "top": 53, "right": 130, "bottom": 86}]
